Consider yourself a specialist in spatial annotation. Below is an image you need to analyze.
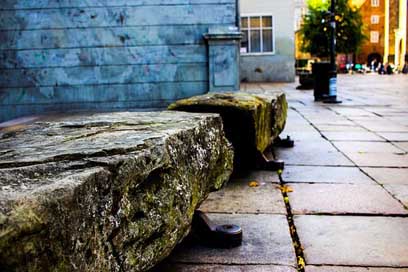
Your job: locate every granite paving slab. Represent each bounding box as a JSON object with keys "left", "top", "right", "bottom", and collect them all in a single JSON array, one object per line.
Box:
[
  {"left": 155, "top": 264, "right": 297, "bottom": 272},
  {"left": 384, "top": 184, "right": 408, "bottom": 207},
  {"left": 292, "top": 134, "right": 333, "bottom": 143},
  {"left": 295, "top": 215, "right": 408, "bottom": 267},
  {"left": 332, "top": 141, "right": 403, "bottom": 153},
  {"left": 232, "top": 171, "right": 280, "bottom": 183},
  {"left": 276, "top": 150, "right": 353, "bottom": 166},
  {"left": 346, "top": 153, "right": 408, "bottom": 167},
  {"left": 283, "top": 125, "right": 317, "bottom": 134},
  {"left": 284, "top": 114, "right": 310, "bottom": 121},
  {"left": 321, "top": 131, "right": 385, "bottom": 141},
  {"left": 363, "top": 107, "right": 408, "bottom": 116},
  {"left": 354, "top": 121, "right": 408, "bottom": 132},
  {"left": 199, "top": 179, "right": 286, "bottom": 214},
  {"left": 301, "top": 110, "right": 340, "bottom": 116},
  {"left": 387, "top": 117, "right": 408, "bottom": 126},
  {"left": 279, "top": 139, "right": 337, "bottom": 153},
  {"left": 304, "top": 119, "right": 355, "bottom": 126},
  {"left": 282, "top": 166, "right": 374, "bottom": 184},
  {"left": 396, "top": 142, "right": 408, "bottom": 152},
  {"left": 288, "top": 184, "right": 407, "bottom": 215},
  {"left": 331, "top": 108, "right": 377, "bottom": 117},
  {"left": 280, "top": 131, "right": 323, "bottom": 141},
  {"left": 169, "top": 214, "right": 296, "bottom": 266},
  {"left": 315, "top": 125, "right": 366, "bottom": 132},
  {"left": 362, "top": 168, "right": 408, "bottom": 185},
  {"left": 378, "top": 132, "right": 408, "bottom": 142},
  {"left": 306, "top": 266, "right": 408, "bottom": 272}
]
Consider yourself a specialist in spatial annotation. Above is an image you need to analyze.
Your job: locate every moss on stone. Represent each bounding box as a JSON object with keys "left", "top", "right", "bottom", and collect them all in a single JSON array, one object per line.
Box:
[
  {"left": 168, "top": 92, "right": 288, "bottom": 171},
  {"left": 270, "top": 93, "right": 288, "bottom": 139},
  {"left": 0, "top": 112, "right": 233, "bottom": 272}
]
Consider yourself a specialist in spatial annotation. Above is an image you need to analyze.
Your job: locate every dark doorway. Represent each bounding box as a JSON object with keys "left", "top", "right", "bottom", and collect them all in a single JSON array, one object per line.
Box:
[
  {"left": 367, "top": 52, "right": 383, "bottom": 71},
  {"left": 367, "top": 52, "right": 382, "bottom": 65}
]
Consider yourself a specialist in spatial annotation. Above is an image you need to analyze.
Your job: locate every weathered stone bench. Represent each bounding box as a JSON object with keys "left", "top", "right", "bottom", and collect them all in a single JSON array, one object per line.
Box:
[
  {"left": 168, "top": 92, "right": 288, "bottom": 172},
  {"left": 0, "top": 111, "right": 233, "bottom": 271}
]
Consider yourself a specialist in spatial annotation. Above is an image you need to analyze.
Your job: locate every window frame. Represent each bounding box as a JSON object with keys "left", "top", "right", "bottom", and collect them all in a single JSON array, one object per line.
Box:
[
  {"left": 240, "top": 14, "right": 276, "bottom": 56},
  {"left": 371, "top": 0, "right": 380, "bottom": 7},
  {"left": 371, "top": 15, "right": 380, "bottom": 24},
  {"left": 370, "top": 31, "right": 380, "bottom": 43}
]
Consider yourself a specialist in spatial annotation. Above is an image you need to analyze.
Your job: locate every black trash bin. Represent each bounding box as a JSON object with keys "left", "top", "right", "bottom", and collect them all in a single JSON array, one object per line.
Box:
[
  {"left": 312, "top": 62, "right": 331, "bottom": 101},
  {"left": 298, "top": 70, "right": 314, "bottom": 89}
]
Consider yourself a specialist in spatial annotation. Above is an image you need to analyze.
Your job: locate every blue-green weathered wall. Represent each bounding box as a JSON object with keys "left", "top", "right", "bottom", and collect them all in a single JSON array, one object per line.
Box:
[{"left": 0, "top": 0, "right": 238, "bottom": 122}]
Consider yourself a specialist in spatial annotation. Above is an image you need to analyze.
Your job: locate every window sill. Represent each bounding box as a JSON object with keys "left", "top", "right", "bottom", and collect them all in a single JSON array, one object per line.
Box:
[{"left": 241, "top": 52, "right": 276, "bottom": 56}]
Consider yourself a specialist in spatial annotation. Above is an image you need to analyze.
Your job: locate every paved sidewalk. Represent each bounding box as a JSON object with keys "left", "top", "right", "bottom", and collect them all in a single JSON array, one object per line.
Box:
[{"left": 155, "top": 74, "right": 408, "bottom": 271}]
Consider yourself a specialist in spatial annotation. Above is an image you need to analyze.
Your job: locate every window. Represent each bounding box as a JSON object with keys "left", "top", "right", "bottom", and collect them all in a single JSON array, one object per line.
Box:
[
  {"left": 371, "top": 0, "right": 380, "bottom": 7},
  {"left": 371, "top": 15, "right": 380, "bottom": 24},
  {"left": 241, "top": 15, "right": 274, "bottom": 54},
  {"left": 370, "top": 31, "right": 379, "bottom": 43}
]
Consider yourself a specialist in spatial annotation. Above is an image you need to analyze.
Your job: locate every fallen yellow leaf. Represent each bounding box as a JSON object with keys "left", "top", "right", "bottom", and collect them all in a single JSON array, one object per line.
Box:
[
  {"left": 279, "top": 185, "right": 293, "bottom": 193},
  {"left": 298, "top": 256, "right": 305, "bottom": 269},
  {"left": 248, "top": 181, "right": 259, "bottom": 187}
]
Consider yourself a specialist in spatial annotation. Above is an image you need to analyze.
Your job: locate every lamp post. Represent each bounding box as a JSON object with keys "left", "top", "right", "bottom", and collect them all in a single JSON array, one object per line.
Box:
[{"left": 324, "top": 0, "right": 342, "bottom": 104}]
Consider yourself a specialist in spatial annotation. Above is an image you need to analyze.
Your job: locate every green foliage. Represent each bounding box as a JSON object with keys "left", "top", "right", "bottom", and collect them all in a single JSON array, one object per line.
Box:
[
  {"left": 308, "top": 0, "right": 330, "bottom": 11},
  {"left": 299, "top": 0, "right": 366, "bottom": 57}
]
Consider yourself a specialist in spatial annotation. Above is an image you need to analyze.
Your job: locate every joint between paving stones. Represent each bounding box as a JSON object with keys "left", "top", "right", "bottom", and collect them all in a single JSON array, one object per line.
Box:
[
  {"left": 277, "top": 169, "right": 306, "bottom": 272},
  {"left": 308, "top": 263, "right": 408, "bottom": 269}
]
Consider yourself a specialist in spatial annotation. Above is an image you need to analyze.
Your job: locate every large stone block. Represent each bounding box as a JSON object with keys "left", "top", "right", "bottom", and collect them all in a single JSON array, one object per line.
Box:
[
  {"left": 168, "top": 92, "right": 288, "bottom": 170},
  {"left": 0, "top": 111, "right": 234, "bottom": 272}
]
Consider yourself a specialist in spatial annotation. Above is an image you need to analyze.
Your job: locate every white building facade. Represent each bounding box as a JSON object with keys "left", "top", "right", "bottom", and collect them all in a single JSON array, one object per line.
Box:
[{"left": 240, "top": 0, "right": 296, "bottom": 82}]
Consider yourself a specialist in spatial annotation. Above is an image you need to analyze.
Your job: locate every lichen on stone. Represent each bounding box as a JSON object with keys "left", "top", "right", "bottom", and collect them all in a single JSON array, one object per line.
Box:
[
  {"left": 168, "top": 92, "right": 288, "bottom": 171},
  {"left": 0, "top": 111, "right": 234, "bottom": 272}
]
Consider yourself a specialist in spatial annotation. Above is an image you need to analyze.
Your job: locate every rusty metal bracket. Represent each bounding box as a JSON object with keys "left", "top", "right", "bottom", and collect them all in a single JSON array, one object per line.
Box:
[
  {"left": 256, "top": 152, "right": 285, "bottom": 172},
  {"left": 274, "top": 136, "right": 295, "bottom": 148},
  {"left": 261, "top": 158, "right": 285, "bottom": 171},
  {"left": 192, "top": 211, "right": 242, "bottom": 248}
]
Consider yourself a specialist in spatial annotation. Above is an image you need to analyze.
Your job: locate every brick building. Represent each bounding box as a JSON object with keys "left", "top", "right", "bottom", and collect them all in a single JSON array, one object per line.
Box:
[{"left": 354, "top": 0, "right": 407, "bottom": 68}]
